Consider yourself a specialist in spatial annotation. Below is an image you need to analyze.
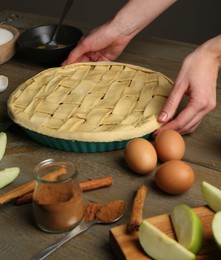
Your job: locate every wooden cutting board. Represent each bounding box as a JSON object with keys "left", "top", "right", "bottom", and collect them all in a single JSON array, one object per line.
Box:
[{"left": 109, "top": 206, "right": 220, "bottom": 259}]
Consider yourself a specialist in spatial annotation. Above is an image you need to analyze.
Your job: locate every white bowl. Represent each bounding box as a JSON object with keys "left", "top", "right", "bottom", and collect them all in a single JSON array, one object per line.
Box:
[{"left": 0, "top": 25, "right": 20, "bottom": 65}]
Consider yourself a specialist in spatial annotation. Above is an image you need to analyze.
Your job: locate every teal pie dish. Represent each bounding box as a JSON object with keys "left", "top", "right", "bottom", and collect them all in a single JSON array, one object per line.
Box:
[{"left": 22, "top": 128, "right": 151, "bottom": 153}]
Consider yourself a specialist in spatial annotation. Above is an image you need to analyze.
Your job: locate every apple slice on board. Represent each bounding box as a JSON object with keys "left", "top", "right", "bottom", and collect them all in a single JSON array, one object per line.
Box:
[
  {"left": 0, "top": 167, "right": 20, "bottom": 189},
  {"left": 212, "top": 211, "right": 221, "bottom": 249},
  {"left": 139, "top": 220, "right": 195, "bottom": 260},
  {"left": 202, "top": 181, "right": 221, "bottom": 212},
  {"left": 171, "top": 204, "right": 203, "bottom": 254},
  {"left": 0, "top": 132, "right": 7, "bottom": 161}
]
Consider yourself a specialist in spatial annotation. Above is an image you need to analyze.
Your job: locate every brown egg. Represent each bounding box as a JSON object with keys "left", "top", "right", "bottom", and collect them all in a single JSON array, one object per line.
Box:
[
  {"left": 155, "top": 160, "right": 194, "bottom": 194},
  {"left": 154, "top": 130, "right": 185, "bottom": 162},
  {"left": 124, "top": 138, "right": 157, "bottom": 175}
]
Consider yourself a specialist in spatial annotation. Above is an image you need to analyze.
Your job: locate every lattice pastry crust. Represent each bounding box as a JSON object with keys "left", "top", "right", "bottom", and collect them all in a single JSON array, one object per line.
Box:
[{"left": 8, "top": 62, "right": 173, "bottom": 142}]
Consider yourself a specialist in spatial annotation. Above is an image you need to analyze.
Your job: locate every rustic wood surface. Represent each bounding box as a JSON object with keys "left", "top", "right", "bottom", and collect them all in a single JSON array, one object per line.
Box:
[{"left": 0, "top": 10, "right": 220, "bottom": 260}]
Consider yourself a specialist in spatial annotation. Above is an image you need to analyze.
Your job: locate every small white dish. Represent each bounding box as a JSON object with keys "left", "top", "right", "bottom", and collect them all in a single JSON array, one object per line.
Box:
[
  {"left": 0, "top": 75, "right": 8, "bottom": 93},
  {"left": 0, "top": 25, "right": 20, "bottom": 65}
]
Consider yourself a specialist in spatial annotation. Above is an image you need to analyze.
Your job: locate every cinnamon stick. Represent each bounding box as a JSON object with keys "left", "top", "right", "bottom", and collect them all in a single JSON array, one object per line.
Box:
[
  {"left": 0, "top": 168, "right": 67, "bottom": 205},
  {"left": 127, "top": 184, "right": 148, "bottom": 233},
  {"left": 0, "top": 180, "right": 36, "bottom": 205},
  {"left": 79, "top": 177, "right": 113, "bottom": 192},
  {"left": 16, "top": 191, "right": 33, "bottom": 205},
  {"left": 0, "top": 176, "right": 113, "bottom": 205},
  {"left": 16, "top": 176, "right": 113, "bottom": 205}
]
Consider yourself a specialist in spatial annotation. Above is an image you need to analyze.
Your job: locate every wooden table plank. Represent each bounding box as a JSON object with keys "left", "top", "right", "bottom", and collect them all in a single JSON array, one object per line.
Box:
[{"left": 0, "top": 10, "right": 220, "bottom": 260}]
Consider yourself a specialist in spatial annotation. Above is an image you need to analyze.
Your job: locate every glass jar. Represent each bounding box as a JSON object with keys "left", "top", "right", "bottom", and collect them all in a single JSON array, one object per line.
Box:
[{"left": 32, "top": 159, "right": 84, "bottom": 233}]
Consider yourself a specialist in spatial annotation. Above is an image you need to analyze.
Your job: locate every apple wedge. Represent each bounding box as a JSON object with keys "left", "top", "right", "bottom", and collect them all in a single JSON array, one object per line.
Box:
[
  {"left": 139, "top": 220, "right": 196, "bottom": 260},
  {"left": 171, "top": 204, "right": 203, "bottom": 254},
  {"left": 0, "top": 167, "right": 20, "bottom": 189},
  {"left": 0, "top": 132, "right": 7, "bottom": 161},
  {"left": 212, "top": 211, "right": 221, "bottom": 249},
  {"left": 202, "top": 181, "right": 221, "bottom": 212}
]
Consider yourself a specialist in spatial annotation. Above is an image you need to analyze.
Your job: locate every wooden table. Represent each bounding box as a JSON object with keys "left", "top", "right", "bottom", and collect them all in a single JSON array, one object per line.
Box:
[{"left": 0, "top": 10, "right": 220, "bottom": 260}]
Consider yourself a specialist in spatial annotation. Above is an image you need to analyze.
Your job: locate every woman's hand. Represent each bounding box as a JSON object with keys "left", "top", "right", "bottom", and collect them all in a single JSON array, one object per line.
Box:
[
  {"left": 154, "top": 35, "right": 221, "bottom": 135},
  {"left": 62, "top": 22, "right": 132, "bottom": 65}
]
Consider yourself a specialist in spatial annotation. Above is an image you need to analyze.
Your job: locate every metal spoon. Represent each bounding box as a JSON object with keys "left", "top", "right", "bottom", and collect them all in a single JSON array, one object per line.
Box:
[
  {"left": 44, "top": 0, "right": 74, "bottom": 48},
  {"left": 32, "top": 201, "right": 127, "bottom": 260}
]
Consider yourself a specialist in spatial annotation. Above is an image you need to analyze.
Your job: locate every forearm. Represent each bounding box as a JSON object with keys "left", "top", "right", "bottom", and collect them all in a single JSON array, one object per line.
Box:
[
  {"left": 199, "top": 34, "right": 221, "bottom": 68},
  {"left": 110, "top": 0, "right": 177, "bottom": 39}
]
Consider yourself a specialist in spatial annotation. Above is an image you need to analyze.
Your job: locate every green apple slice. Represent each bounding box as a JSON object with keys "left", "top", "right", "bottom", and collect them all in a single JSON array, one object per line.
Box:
[
  {"left": 171, "top": 204, "right": 203, "bottom": 254},
  {"left": 0, "top": 132, "right": 7, "bottom": 161},
  {"left": 212, "top": 211, "right": 221, "bottom": 249},
  {"left": 202, "top": 181, "right": 221, "bottom": 212},
  {"left": 0, "top": 167, "right": 20, "bottom": 189},
  {"left": 139, "top": 220, "right": 196, "bottom": 260}
]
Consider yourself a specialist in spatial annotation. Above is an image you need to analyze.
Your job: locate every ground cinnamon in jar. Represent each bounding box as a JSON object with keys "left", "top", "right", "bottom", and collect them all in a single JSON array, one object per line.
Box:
[
  {"left": 33, "top": 182, "right": 84, "bottom": 232},
  {"left": 84, "top": 200, "right": 127, "bottom": 222},
  {"left": 32, "top": 159, "right": 84, "bottom": 233}
]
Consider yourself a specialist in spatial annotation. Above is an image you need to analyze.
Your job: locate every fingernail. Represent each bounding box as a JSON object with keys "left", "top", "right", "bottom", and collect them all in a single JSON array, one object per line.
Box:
[{"left": 159, "top": 112, "right": 168, "bottom": 122}]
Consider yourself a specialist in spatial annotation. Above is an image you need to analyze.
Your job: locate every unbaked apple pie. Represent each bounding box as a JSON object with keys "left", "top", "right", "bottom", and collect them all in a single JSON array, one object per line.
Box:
[{"left": 8, "top": 62, "right": 173, "bottom": 143}]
